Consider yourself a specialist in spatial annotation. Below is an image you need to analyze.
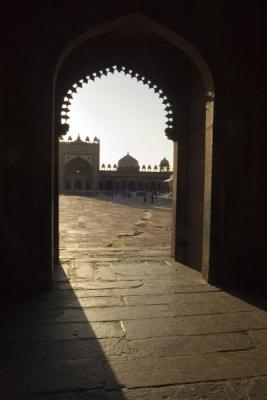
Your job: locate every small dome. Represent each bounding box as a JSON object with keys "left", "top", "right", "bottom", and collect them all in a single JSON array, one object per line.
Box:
[
  {"left": 160, "top": 157, "right": 170, "bottom": 170},
  {"left": 118, "top": 153, "right": 140, "bottom": 171}
]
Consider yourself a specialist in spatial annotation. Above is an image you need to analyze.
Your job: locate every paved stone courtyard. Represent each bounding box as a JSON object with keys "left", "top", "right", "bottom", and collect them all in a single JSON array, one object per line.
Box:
[{"left": 2, "top": 195, "right": 267, "bottom": 399}]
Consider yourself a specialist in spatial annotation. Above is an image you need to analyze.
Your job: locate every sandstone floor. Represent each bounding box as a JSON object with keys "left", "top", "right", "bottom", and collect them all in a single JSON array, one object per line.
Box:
[{"left": 2, "top": 195, "right": 267, "bottom": 399}]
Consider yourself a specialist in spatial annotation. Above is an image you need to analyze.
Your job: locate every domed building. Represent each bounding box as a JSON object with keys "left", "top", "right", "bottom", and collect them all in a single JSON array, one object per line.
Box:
[
  {"left": 58, "top": 135, "right": 172, "bottom": 194},
  {"left": 117, "top": 153, "right": 140, "bottom": 172},
  {"left": 99, "top": 151, "right": 172, "bottom": 193},
  {"left": 159, "top": 157, "right": 170, "bottom": 171}
]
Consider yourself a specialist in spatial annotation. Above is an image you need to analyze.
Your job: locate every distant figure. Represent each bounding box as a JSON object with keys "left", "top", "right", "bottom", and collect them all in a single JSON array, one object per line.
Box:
[
  {"left": 144, "top": 192, "right": 147, "bottom": 203},
  {"left": 151, "top": 191, "right": 154, "bottom": 204}
]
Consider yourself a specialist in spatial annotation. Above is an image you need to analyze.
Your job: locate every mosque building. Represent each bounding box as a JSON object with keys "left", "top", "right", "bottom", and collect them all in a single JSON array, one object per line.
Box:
[{"left": 58, "top": 134, "right": 172, "bottom": 194}]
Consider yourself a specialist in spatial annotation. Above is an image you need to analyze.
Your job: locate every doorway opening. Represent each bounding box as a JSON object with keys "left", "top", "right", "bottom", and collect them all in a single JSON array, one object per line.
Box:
[
  {"left": 53, "top": 12, "right": 215, "bottom": 286},
  {"left": 58, "top": 67, "right": 174, "bottom": 262}
]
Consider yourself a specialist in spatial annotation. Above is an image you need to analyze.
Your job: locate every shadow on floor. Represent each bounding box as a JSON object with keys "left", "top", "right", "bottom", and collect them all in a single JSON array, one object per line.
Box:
[
  {"left": 216, "top": 285, "right": 267, "bottom": 313},
  {"left": 0, "top": 264, "right": 126, "bottom": 399}
]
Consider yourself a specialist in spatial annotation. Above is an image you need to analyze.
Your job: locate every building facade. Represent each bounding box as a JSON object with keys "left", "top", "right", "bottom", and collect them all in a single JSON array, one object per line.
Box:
[
  {"left": 59, "top": 134, "right": 100, "bottom": 192},
  {"left": 59, "top": 135, "right": 172, "bottom": 194}
]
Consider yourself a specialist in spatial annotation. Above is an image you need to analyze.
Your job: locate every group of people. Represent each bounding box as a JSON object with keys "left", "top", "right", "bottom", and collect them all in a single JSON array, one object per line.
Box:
[
  {"left": 144, "top": 191, "right": 157, "bottom": 204},
  {"left": 102, "top": 190, "right": 158, "bottom": 204}
]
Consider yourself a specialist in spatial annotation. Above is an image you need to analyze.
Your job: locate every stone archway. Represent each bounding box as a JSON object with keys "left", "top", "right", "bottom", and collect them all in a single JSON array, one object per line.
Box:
[
  {"left": 64, "top": 157, "right": 92, "bottom": 191},
  {"left": 51, "top": 12, "right": 217, "bottom": 287}
]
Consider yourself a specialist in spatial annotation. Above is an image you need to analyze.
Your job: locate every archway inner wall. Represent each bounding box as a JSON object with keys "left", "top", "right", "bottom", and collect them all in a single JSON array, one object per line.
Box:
[{"left": 185, "top": 65, "right": 206, "bottom": 270}]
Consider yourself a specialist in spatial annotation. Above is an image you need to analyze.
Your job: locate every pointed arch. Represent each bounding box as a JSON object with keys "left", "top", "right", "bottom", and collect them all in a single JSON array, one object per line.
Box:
[{"left": 53, "top": 11, "right": 217, "bottom": 283}]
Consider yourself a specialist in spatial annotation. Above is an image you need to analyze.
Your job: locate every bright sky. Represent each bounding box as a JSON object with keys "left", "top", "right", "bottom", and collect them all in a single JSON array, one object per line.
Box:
[{"left": 67, "top": 71, "right": 173, "bottom": 168}]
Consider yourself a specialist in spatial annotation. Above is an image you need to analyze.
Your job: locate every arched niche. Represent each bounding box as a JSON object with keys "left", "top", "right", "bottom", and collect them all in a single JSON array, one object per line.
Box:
[{"left": 64, "top": 157, "right": 92, "bottom": 191}]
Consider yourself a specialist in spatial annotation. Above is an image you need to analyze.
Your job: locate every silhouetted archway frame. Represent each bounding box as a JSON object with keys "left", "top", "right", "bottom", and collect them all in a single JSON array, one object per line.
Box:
[
  {"left": 59, "top": 64, "right": 176, "bottom": 141},
  {"left": 51, "top": 12, "right": 220, "bottom": 285}
]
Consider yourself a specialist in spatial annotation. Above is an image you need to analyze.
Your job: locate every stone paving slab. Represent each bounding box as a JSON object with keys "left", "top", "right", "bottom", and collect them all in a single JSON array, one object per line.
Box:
[
  {"left": 0, "top": 358, "right": 105, "bottom": 397},
  {"left": 124, "top": 294, "right": 173, "bottom": 305},
  {"left": 115, "top": 286, "right": 172, "bottom": 296},
  {"left": 128, "top": 332, "right": 252, "bottom": 358},
  {"left": 108, "top": 378, "right": 267, "bottom": 400},
  {"left": 250, "top": 329, "right": 267, "bottom": 347},
  {"left": 168, "top": 299, "right": 256, "bottom": 316},
  {"left": 57, "top": 280, "right": 144, "bottom": 290},
  {"left": 20, "top": 304, "right": 171, "bottom": 323},
  {"left": 35, "top": 295, "right": 125, "bottom": 309},
  {"left": 95, "top": 266, "right": 117, "bottom": 281},
  {"left": 83, "top": 304, "right": 170, "bottom": 322},
  {"left": 14, "top": 378, "right": 267, "bottom": 400},
  {"left": 115, "top": 284, "right": 220, "bottom": 296},
  {"left": 122, "top": 312, "right": 267, "bottom": 339},
  {"left": 0, "top": 338, "right": 130, "bottom": 363},
  {"left": 123, "top": 291, "right": 232, "bottom": 305},
  {"left": 17, "top": 321, "right": 124, "bottom": 340},
  {"left": 171, "top": 284, "right": 222, "bottom": 293},
  {"left": 145, "top": 277, "right": 206, "bottom": 286},
  {"left": 72, "top": 262, "right": 95, "bottom": 279},
  {"left": 43, "top": 288, "right": 117, "bottom": 298},
  {"left": 107, "top": 350, "right": 267, "bottom": 389}
]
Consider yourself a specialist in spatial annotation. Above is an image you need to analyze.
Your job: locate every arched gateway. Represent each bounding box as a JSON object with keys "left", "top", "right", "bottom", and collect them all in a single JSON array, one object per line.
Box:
[{"left": 52, "top": 13, "right": 215, "bottom": 286}]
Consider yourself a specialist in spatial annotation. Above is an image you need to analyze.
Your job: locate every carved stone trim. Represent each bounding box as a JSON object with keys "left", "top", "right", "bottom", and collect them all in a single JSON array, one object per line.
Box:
[{"left": 59, "top": 64, "right": 176, "bottom": 141}]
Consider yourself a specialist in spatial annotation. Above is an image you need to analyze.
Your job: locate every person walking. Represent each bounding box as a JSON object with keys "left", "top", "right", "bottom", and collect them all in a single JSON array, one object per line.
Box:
[{"left": 144, "top": 192, "right": 147, "bottom": 203}]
